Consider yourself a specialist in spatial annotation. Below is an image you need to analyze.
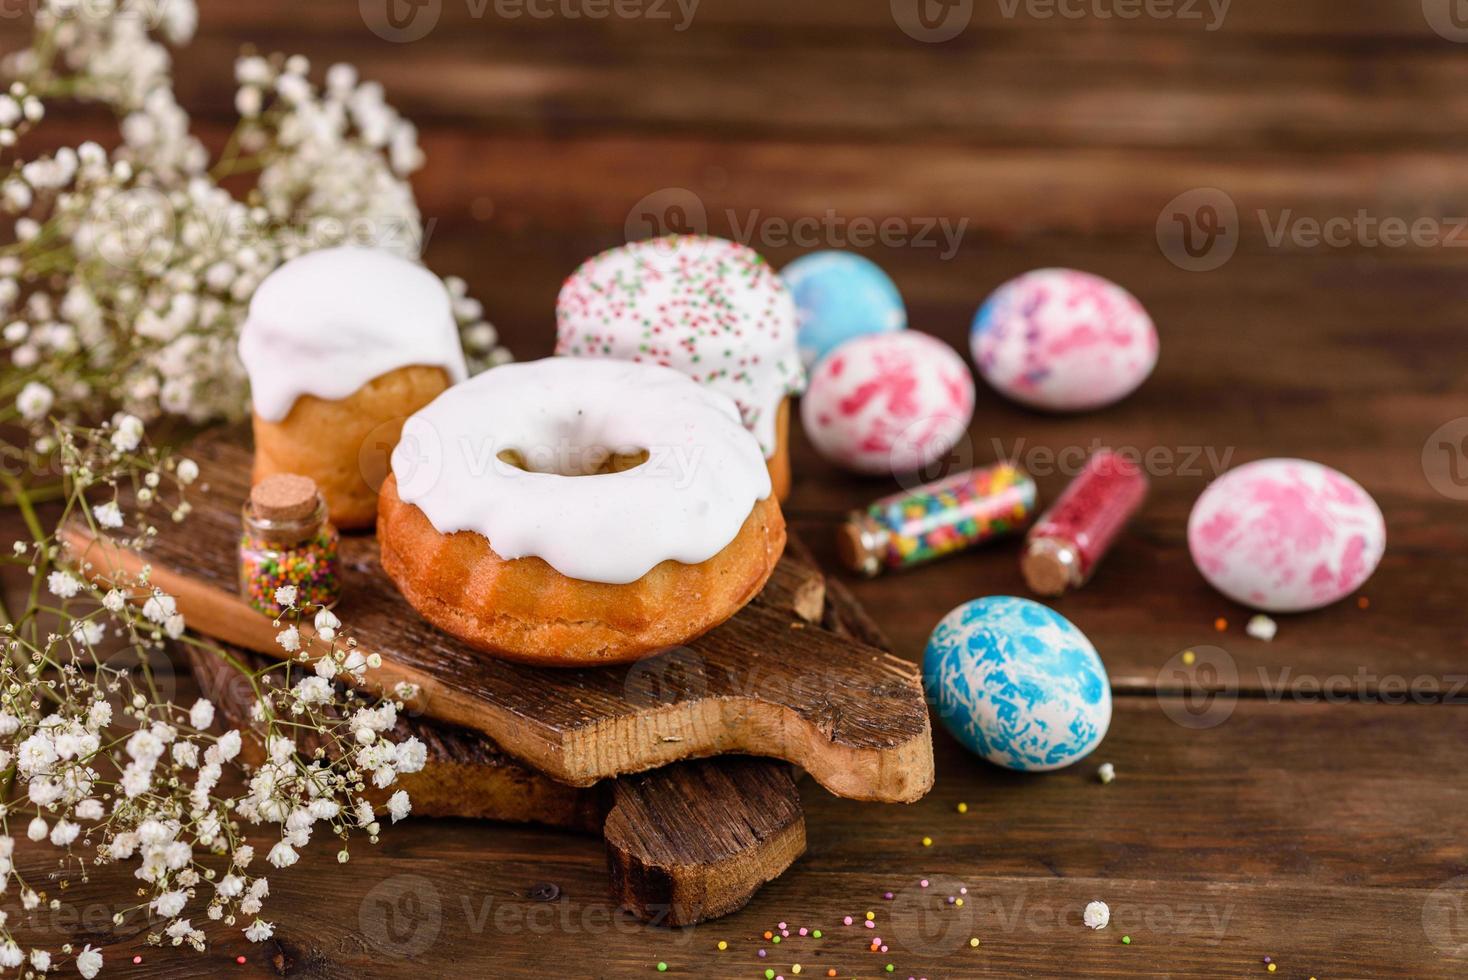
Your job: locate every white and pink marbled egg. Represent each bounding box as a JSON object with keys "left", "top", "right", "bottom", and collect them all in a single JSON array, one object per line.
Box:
[
  {"left": 971, "top": 268, "right": 1158, "bottom": 412},
  {"left": 1188, "top": 458, "right": 1385, "bottom": 613},
  {"left": 800, "top": 331, "right": 975, "bottom": 475}
]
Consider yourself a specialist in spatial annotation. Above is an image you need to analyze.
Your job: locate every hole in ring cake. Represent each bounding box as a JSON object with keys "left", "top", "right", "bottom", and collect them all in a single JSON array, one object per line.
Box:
[{"left": 376, "top": 357, "right": 787, "bottom": 666}]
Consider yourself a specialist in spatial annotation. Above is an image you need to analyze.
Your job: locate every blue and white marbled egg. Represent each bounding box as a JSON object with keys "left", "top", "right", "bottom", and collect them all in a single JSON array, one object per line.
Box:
[
  {"left": 781, "top": 251, "right": 906, "bottom": 369},
  {"left": 923, "top": 596, "right": 1111, "bottom": 772}
]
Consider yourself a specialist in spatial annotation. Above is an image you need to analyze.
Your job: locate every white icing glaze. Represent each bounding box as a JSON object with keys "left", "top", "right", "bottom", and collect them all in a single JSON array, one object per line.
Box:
[
  {"left": 391, "top": 357, "right": 773, "bottom": 585},
  {"left": 555, "top": 235, "right": 805, "bottom": 457},
  {"left": 239, "top": 247, "right": 468, "bottom": 422}
]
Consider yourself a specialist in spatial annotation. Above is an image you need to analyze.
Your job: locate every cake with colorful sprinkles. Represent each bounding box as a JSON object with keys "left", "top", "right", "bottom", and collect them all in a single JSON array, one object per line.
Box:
[{"left": 555, "top": 234, "right": 806, "bottom": 499}]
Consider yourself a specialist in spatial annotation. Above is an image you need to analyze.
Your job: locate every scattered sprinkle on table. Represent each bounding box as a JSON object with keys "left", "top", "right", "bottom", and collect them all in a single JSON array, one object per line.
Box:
[
  {"left": 1097, "top": 762, "right": 1116, "bottom": 784},
  {"left": 716, "top": 941, "right": 727, "bottom": 951},
  {"left": 969, "top": 938, "right": 980, "bottom": 948},
  {"left": 1121, "top": 936, "right": 1131, "bottom": 945},
  {"left": 1357, "top": 595, "right": 1370, "bottom": 609},
  {"left": 655, "top": 963, "right": 667, "bottom": 973},
  {"left": 921, "top": 836, "right": 933, "bottom": 847},
  {"left": 1181, "top": 649, "right": 1196, "bottom": 665},
  {"left": 773, "top": 935, "right": 782, "bottom": 944},
  {"left": 812, "top": 930, "right": 822, "bottom": 939},
  {"left": 1213, "top": 617, "right": 1228, "bottom": 632},
  {"left": 956, "top": 801, "right": 968, "bottom": 813},
  {"left": 826, "top": 971, "right": 837, "bottom": 978},
  {"left": 885, "top": 965, "right": 895, "bottom": 973},
  {"left": 1083, "top": 900, "right": 1110, "bottom": 930},
  {"left": 792, "top": 965, "right": 802, "bottom": 974},
  {"left": 866, "top": 911, "right": 875, "bottom": 921},
  {"left": 883, "top": 891, "right": 894, "bottom": 900},
  {"left": 765, "top": 970, "right": 775, "bottom": 979},
  {"left": 843, "top": 916, "right": 853, "bottom": 925},
  {"left": 920, "top": 879, "right": 929, "bottom": 888}
]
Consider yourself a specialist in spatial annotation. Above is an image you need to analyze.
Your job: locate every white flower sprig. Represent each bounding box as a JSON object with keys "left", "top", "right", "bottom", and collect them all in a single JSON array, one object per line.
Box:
[
  {"left": 0, "top": 0, "right": 510, "bottom": 444},
  {"left": 0, "top": 417, "right": 422, "bottom": 973}
]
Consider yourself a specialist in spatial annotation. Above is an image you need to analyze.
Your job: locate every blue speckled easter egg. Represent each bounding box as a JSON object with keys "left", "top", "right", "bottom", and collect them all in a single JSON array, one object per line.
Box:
[
  {"left": 923, "top": 596, "right": 1111, "bottom": 772},
  {"left": 781, "top": 251, "right": 906, "bottom": 369}
]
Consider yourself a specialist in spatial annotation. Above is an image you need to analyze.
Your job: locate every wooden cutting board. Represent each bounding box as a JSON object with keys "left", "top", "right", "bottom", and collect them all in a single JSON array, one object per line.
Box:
[
  {"left": 63, "top": 429, "right": 933, "bottom": 803},
  {"left": 175, "top": 510, "right": 891, "bottom": 927},
  {"left": 182, "top": 640, "right": 801, "bottom": 926}
]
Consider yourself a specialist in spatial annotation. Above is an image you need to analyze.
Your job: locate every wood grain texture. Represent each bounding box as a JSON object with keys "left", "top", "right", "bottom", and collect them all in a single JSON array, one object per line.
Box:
[
  {"left": 63, "top": 430, "right": 933, "bottom": 802},
  {"left": 9, "top": 698, "right": 1464, "bottom": 978},
  {"left": 8, "top": 1, "right": 1468, "bottom": 975},
  {"left": 187, "top": 638, "right": 811, "bottom": 926}
]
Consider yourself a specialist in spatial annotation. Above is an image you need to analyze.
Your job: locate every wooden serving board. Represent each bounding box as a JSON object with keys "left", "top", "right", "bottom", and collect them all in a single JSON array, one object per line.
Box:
[
  {"left": 63, "top": 429, "right": 933, "bottom": 803},
  {"left": 183, "top": 641, "right": 801, "bottom": 925},
  {"left": 176, "top": 520, "right": 891, "bottom": 927}
]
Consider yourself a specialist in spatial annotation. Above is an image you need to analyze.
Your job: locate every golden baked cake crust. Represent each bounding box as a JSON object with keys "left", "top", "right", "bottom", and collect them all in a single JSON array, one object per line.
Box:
[
  {"left": 251, "top": 364, "right": 451, "bottom": 530},
  {"left": 376, "top": 473, "right": 787, "bottom": 666}
]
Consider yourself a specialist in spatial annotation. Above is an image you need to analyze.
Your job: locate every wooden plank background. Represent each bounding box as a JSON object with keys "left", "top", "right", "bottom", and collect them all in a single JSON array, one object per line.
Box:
[{"left": 5, "top": 0, "right": 1468, "bottom": 976}]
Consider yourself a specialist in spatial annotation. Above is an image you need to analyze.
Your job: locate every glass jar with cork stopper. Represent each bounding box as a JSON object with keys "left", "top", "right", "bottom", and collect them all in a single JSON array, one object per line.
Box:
[{"left": 239, "top": 474, "right": 341, "bottom": 617}]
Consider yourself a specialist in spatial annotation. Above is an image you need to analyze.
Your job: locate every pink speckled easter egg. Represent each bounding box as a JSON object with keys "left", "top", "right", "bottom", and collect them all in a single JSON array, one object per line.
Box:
[
  {"left": 801, "top": 332, "right": 974, "bottom": 475},
  {"left": 970, "top": 268, "right": 1158, "bottom": 412},
  {"left": 1188, "top": 458, "right": 1385, "bottom": 613}
]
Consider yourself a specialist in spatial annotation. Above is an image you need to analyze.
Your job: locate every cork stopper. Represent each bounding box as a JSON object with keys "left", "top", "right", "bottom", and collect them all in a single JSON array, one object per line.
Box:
[
  {"left": 249, "top": 474, "right": 320, "bottom": 523},
  {"left": 1021, "top": 537, "right": 1081, "bottom": 597},
  {"left": 835, "top": 513, "right": 887, "bottom": 579}
]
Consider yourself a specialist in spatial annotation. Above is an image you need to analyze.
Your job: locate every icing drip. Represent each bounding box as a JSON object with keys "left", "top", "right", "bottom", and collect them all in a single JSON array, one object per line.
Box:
[
  {"left": 554, "top": 235, "right": 806, "bottom": 457},
  {"left": 391, "top": 358, "right": 772, "bottom": 585},
  {"left": 239, "top": 247, "right": 468, "bottom": 422}
]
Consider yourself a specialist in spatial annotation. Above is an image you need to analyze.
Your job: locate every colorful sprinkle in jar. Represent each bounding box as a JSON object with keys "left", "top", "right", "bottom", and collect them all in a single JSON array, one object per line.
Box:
[
  {"left": 836, "top": 463, "right": 1038, "bottom": 577},
  {"left": 1021, "top": 450, "right": 1148, "bottom": 596},
  {"left": 239, "top": 474, "right": 341, "bottom": 617}
]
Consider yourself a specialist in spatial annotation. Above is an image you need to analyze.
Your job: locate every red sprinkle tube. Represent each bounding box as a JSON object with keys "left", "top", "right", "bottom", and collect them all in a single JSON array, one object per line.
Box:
[{"left": 1021, "top": 450, "right": 1148, "bottom": 596}]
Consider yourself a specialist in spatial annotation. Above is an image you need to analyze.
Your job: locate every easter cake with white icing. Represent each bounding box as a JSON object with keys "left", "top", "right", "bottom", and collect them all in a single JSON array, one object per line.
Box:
[{"left": 376, "top": 357, "right": 786, "bottom": 665}]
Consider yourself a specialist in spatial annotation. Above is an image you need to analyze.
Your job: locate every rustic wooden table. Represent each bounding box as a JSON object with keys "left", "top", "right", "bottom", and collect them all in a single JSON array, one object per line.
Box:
[{"left": 7, "top": 1, "right": 1468, "bottom": 976}]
